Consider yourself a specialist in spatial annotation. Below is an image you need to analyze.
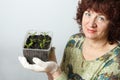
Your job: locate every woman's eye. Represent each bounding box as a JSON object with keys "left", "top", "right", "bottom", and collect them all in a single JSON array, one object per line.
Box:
[
  {"left": 97, "top": 16, "right": 105, "bottom": 22},
  {"left": 84, "top": 12, "right": 91, "bottom": 17}
]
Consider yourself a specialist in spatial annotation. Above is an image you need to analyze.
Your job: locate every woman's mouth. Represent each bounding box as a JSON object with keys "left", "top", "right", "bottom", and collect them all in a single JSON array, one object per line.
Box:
[{"left": 87, "top": 29, "right": 96, "bottom": 33}]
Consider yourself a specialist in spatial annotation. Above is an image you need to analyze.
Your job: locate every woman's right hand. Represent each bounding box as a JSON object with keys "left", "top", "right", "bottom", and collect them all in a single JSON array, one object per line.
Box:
[
  {"left": 18, "top": 47, "right": 62, "bottom": 80},
  {"left": 18, "top": 56, "right": 59, "bottom": 74},
  {"left": 18, "top": 47, "right": 58, "bottom": 73}
]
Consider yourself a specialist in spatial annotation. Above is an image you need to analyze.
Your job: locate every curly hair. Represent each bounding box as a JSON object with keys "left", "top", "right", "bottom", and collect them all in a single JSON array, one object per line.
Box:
[{"left": 76, "top": 0, "right": 120, "bottom": 44}]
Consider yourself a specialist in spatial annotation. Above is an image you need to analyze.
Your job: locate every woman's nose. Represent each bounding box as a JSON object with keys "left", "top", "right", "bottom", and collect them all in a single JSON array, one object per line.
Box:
[{"left": 88, "top": 18, "right": 97, "bottom": 28}]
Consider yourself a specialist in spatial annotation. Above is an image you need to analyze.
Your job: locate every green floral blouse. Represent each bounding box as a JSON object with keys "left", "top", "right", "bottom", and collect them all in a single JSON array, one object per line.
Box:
[{"left": 55, "top": 33, "right": 120, "bottom": 80}]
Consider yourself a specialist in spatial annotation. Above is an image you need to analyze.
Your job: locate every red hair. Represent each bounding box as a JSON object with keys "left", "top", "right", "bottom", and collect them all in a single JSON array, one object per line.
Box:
[{"left": 76, "top": 0, "right": 120, "bottom": 43}]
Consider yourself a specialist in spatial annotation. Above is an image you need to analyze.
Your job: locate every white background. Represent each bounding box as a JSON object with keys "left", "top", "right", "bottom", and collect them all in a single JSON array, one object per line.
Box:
[{"left": 0, "top": 0, "right": 79, "bottom": 80}]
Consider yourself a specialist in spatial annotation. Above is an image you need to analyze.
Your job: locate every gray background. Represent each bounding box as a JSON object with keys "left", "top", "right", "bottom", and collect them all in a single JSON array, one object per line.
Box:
[{"left": 0, "top": 0, "right": 79, "bottom": 80}]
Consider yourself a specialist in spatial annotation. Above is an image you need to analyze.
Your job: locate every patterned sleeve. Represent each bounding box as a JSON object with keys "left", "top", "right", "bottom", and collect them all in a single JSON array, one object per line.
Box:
[
  {"left": 61, "top": 33, "right": 83, "bottom": 71},
  {"left": 55, "top": 35, "right": 74, "bottom": 80},
  {"left": 55, "top": 33, "right": 84, "bottom": 80},
  {"left": 94, "top": 48, "right": 120, "bottom": 80},
  {"left": 54, "top": 37, "right": 72, "bottom": 80}
]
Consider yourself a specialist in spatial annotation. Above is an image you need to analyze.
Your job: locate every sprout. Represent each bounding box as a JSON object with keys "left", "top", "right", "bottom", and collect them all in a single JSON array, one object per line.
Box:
[{"left": 24, "top": 32, "right": 51, "bottom": 49}]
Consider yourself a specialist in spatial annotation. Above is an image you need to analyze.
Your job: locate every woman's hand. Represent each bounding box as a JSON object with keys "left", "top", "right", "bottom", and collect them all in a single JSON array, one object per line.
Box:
[
  {"left": 18, "top": 47, "right": 62, "bottom": 80},
  {"left": 18, "top": 56, "right": 58, "bottom": 74},
  {"left": 18, "top": 47, "right": 58, "bottom": 74}
]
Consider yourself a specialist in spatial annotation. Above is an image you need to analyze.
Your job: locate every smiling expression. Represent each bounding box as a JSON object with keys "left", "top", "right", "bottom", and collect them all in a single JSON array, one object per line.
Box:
[{"left": 82, "top": 9, "right": 110, "bottom": 40}]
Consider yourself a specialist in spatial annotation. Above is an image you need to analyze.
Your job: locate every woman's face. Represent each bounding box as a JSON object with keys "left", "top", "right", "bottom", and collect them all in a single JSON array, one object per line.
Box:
[{"left": 82, "top": 9, "right": 110, "bottom": 40}]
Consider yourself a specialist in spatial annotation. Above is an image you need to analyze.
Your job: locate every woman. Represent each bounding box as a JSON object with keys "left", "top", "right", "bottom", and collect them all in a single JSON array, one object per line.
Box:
[{"left": 19, "top": 0, "right": 120, "bottom": 79}]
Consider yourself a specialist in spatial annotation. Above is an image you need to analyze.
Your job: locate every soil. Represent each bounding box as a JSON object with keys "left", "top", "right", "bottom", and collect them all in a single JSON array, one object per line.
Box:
[{"left": 24, "top": 34, "right": 51, "bottom": 49}]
